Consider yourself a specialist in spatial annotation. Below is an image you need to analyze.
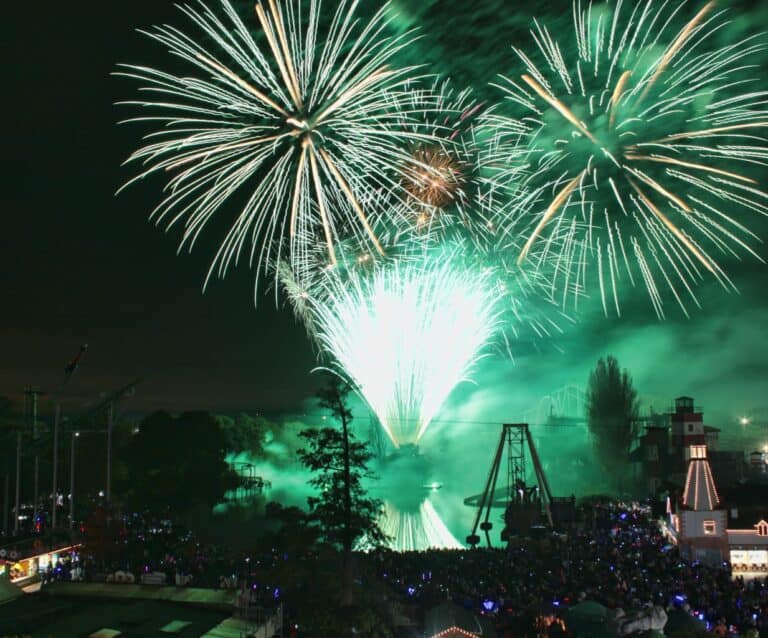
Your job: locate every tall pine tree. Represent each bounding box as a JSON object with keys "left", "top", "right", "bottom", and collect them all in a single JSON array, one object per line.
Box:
[
  {"left": 586, "top": 356, "right": 639, "bottom": 493},
  {"left": 297, "top": 377, "right": 386, "bottom": 605}
]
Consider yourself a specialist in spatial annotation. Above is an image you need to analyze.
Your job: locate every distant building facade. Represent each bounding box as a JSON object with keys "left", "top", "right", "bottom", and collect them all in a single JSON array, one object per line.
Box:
[{"left": 631, "top": 397, "right": 746, "bottom": 495}]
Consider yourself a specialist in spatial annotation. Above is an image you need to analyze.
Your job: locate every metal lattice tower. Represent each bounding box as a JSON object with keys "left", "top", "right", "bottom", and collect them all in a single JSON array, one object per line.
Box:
[
  {"left": 467, "top": 423, "right": 554, "bottom": 548},
  {"left": 507, "top": 425, "right": 525, "bottom": 504}
]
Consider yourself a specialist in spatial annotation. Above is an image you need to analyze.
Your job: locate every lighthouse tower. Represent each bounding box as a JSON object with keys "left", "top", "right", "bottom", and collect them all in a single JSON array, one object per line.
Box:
[
  {"left": 670, "top": 396, "right": 705, "bottom": 453},
  {"left": 670, "top": 444, "right": 728, "bottom": 566}
]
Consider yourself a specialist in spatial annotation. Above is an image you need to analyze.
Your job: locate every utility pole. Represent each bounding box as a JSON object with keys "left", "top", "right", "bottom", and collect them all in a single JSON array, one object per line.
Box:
[
  {"left": 14, "top": 428, "right": 21, "bottom": 536},
  {"left": 51, "top": 403, "right": 61, "bottom": 530},
  {"left": 66, "top": 429, "right": 105, "bottom": 531},
  {"left": 2, "top": 471, "right": 8, "bottom": 535},
  {"left": 52, "top": 344, "right": 88, "bottom": 532},
  {"left": 103, "top": 380, "right": 139, "bottom": 509},
  {"left": 106, "top": 403, "right": 113, "bottom": 506},
  {"left": 24, "top": 387, "right": 43, "bottom": 529},
  {"left": 62, "top": 379, "right": 138, "bottom": 526},
  {"left": 69, "top": 431, "right": 79, "bottom": 528}
]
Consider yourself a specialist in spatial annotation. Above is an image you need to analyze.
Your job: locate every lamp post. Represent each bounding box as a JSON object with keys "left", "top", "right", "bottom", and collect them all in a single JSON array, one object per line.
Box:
[
  {"left": 106, "top": 403, "right": 113, "bottom": 507},
  {"left": 2, "top": 472, "right": 8, "bottom": 535},
  {"left": 51, "top": 344, "right": 88, "bottom": 533},
  {"left": 13, "top": 429, "right": 21, "bottom": 535},
  {"left": 24, "top": 388, "right": 43, "bottom": 530},
  {"left": 51, "top": 403, "right": 61, "bottom": 530},
  {"left": 69, "top": 431, "right": 79, "bottom": 528},
  {"left": 67, "top": 428, "right": 106, "bottom": 530}
]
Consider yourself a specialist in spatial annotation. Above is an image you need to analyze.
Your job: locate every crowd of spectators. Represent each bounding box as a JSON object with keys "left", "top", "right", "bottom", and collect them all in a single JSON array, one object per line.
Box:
[
  {"left": 29, "top": 511, "right": 288, "bottom": 600},
  {"left": 9, "top": 502, "right": 768, "bottom": 636},
  {"left": 372, "top": 502, "right": 768, "bottom": 637}
]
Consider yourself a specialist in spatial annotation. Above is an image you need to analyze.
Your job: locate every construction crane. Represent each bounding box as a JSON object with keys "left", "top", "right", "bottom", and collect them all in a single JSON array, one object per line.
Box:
[
  {"left": 69, "top": 379, "right": 142, "bottom": 504},
  {"left": 58, "top": 378, "right": 142, "bottom": 531},
  {"left": 51, "top": 345, "right": 89, "bottom": 530},
  {"left": 466, "top": 423, "right": 560, "bottom": 548}
]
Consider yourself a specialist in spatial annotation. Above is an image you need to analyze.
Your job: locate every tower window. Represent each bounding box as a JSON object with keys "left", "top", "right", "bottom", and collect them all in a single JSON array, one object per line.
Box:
[
  {"left": 690, "top": 446, "right": 706, "bottom": 459},
  {"left": 703, "top": 520, "right": 716, "bottom": 535}
]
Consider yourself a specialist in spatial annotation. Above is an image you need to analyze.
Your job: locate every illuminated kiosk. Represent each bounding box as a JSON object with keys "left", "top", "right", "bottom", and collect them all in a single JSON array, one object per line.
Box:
[
  {"left": 0, "top": 543, "right": 82, "bottom": 584},
  {"left": 729, "top": 521, "right": 768, "bottom": 573}
]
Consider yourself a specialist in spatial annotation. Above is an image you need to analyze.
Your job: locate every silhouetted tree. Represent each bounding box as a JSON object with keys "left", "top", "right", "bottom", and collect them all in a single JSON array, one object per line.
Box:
[
  {"left": 586, "top": 356, "right": 639, "bottom": 493},
  {"left": 122, "top": 410, "right": 239, "bottom": 516},
  {"left": 297, "top": 377, "right": 386, "bottom": 604},
  {"left": 216, "top": 412, "right": 268, "bottom": 457}
]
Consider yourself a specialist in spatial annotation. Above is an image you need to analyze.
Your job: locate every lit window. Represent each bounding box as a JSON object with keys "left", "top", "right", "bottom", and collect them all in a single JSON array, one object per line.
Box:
[
  {"left": 703, "top": 520, "right": 716, "bottom": 535},
  {"left": 756, "top": 520, "right": 768, "bottom": 537}
]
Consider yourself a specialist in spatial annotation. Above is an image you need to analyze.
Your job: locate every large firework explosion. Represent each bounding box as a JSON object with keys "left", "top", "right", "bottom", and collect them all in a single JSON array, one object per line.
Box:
[
  {"left": 117, "top": 0, "right": 768, "bottom": 551},
  {"left": 117, "top": 0, "right": 435, "bottom": 295},
  {"left": 304, "top": 246, "right": 504, "bottom": 447},
  {"left": 486, "top": 0, "right": 768, "bottom": 317},
  {"left": 397, "top": 84, "right": 493, "bottom": 243}
]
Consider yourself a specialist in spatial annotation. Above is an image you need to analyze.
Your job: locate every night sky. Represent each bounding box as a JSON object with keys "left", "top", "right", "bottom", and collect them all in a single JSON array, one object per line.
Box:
[
  {"left": 4, "top": 1, "right": 317, "bottom": 414},
  {"left": 4, "top": 0, "right": 768, "bottom": 439}
]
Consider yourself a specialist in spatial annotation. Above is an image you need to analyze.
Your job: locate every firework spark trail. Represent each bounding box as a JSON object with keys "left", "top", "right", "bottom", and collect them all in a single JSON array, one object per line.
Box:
[
  {"left": 307, "top": 249, "right": 503, "bottom": 447},
  {"left": 379, "top": 499, "right": 463, "bottom": 551},
  {"left": 116, "top": 0, "right": 436, "bottom": 297},
  {"left": 487, "top": 0, "right": 768, "bottom": 317}
]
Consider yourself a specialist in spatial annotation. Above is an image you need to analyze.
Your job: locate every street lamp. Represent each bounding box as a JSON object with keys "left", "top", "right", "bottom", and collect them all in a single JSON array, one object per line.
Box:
[
  {"left": 739, "top": 416, "right": 751, "bottom": 426},
  {"left": 68, "top": 429, "right": 108, "bottom": 529},
  {"left": 52, "top": 344, "right": 88, "bottom": 531},
  {"left": 69, "top": 431, "right": 80, "bottom": 529}
]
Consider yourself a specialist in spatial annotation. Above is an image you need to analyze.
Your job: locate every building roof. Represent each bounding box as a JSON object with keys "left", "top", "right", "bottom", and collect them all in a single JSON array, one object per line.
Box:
[
  {"left": 682, "top": 458, "right": 721, "bottom": 511},
  {"left": 425, "top": 602, "right": 493, "bottom": 637}
]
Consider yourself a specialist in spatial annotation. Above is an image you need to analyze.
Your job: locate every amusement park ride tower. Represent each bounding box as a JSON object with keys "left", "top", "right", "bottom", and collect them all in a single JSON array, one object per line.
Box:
[{"left": 466, "top": 423, "right": 575, "bottom": 547}]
